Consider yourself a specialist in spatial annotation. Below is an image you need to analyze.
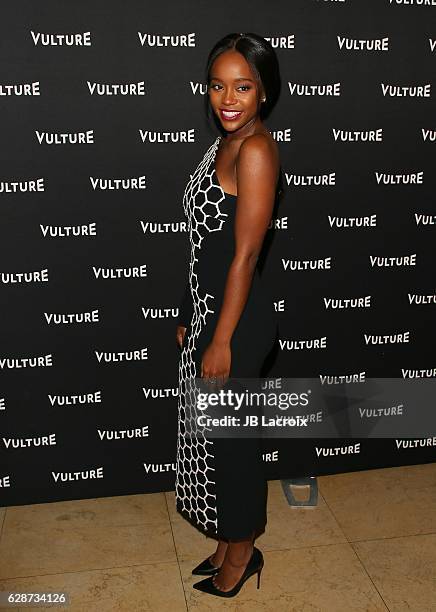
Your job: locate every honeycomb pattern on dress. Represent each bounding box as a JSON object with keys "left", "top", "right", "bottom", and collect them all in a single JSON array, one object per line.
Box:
[{"left": 176, "top": 135, "right": 228, "bottom": 534}]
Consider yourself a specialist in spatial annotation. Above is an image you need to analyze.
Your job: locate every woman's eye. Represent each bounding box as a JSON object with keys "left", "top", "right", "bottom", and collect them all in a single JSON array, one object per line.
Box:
[{"left": 208, "top": 84, "right": 250, "bottom": 92}]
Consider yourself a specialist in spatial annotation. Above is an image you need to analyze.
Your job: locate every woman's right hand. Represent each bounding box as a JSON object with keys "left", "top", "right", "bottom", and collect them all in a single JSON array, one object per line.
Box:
[{"left": 176, "top": 325, "right": 187, "bottom": 349}]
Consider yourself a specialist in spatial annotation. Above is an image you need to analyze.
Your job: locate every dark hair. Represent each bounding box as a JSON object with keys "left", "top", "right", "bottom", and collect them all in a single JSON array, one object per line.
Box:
[
  {"left": 204, "top": 32, "right": 284, "bottom": 200},
  {"left": 204, "top": 32, "right": 281, "bottom": 128}
]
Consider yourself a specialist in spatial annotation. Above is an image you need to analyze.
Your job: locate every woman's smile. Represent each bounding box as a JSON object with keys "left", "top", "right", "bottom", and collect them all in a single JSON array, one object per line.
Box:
[{"left": 219, "top": 109, "right": 244, "bottom": 122}]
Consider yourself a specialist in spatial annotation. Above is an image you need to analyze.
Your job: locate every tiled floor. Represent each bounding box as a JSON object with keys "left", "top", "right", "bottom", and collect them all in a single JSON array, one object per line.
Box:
[{"left": 1, "top": 463, "right": 436, "bottom": 611}]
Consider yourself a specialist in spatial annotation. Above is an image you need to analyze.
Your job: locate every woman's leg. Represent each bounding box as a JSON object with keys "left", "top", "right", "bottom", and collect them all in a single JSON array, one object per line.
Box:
[
  {"left": 209, "top": 538, "right": 228, "bottom": 567},
  {"left": 211, "top": 530, "right": 255, "bottom": 591}
]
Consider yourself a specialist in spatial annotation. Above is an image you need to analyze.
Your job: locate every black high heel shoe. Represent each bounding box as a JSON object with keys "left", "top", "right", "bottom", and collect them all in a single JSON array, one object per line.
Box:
[
  {"left": 191, "top": 554, "right": 221, "bottom": 576},
  {"left": 192, "top": 546, "right": 264, "bottom": 598}
]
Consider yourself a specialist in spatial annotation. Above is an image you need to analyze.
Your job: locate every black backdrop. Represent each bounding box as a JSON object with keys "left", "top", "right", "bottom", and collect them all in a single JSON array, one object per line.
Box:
[{"left": 1, "top": 0, "right": 435, "bottom": 507}]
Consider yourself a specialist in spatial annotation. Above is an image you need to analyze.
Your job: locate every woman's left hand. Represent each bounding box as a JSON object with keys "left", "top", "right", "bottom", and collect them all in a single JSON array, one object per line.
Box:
[{"left": 201, "top": 340, "right": 231, "bottom": 390}]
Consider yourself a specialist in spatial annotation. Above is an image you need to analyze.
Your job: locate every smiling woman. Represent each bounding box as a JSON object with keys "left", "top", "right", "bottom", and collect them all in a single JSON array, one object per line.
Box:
[
  {"left": 175, "top": 32, "right": 283, "bottom": 599},
  {"left": 210, "top": 66, "right": 261, "bottom": 127}
]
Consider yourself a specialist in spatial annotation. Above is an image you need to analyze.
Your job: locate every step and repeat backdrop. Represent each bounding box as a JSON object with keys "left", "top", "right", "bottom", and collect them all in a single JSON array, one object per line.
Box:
[{"left": 1, "top": 0, "right": 435, "bottom": 507}]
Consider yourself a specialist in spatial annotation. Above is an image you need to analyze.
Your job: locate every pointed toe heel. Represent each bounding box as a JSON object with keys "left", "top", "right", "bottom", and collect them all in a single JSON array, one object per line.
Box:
[
  {"left": 192, "top": 555, "right": 220, "bottom": 576},
  {"left": 193, "top": 546, "right": 264, "bottom": 598}
]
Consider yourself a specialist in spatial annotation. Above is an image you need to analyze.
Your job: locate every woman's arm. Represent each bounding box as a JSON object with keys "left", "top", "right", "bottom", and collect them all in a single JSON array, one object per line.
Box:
[{"left": 201, "top": 134, "right": 279, "bottom": 380}]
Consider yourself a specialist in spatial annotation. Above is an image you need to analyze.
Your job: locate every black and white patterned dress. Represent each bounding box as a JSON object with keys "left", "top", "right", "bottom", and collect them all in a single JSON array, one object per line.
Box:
[{"left": 176, "top": 135, "right": 278, "bottom": 539}]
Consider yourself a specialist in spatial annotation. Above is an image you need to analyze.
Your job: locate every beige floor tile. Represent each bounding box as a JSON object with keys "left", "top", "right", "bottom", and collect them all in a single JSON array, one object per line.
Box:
[
  {"left": 180, "top": 544, "right": 387, "bottom": 611},
  {"left": 354, "top": 533, "right": 436, "bottom": 612},
  {"left": 256, "top": 479, "right": 346, "bottom": 550},
  {"left": 166, "top": 480, "right": 345, "bottom": 563},
  {"left": 0, "top": 521, "right": 176, "bottom": 580},
  {"left": 0, "top": 562, "right": 187, "bottom": 612},
  {"left": 166, "top": 507, "right": 214, "bottom": 565},
  {"left": 164, "top": 490, "right": 179, "bottom": 523},
  {"left": 318, "top": 463, "right": 436, "bottom": 541},
  {"left": 3, "top": 492, "right": 168, "bottom": 531}
]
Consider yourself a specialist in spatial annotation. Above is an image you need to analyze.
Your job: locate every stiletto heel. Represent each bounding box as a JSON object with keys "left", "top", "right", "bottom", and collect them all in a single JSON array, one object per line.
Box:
[
  {"left": 257, "top": 564, "right": 263, "bottom": 589},
  {"left": 193, "top": 546, "right": 264, "bottom": 598}
]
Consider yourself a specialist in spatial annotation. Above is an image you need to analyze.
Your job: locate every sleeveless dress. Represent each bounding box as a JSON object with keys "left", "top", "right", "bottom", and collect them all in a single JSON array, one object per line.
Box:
[{"left": 176, "top": 135, "right": 278, "bottom": 540}]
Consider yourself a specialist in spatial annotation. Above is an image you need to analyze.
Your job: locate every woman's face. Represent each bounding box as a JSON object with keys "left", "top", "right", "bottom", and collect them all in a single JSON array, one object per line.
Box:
[{"left": 208, "top": 49, "right": 263, "bottom": 134}]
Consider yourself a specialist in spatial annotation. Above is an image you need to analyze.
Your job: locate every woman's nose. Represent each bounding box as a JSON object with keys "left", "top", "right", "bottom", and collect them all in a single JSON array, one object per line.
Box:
[{"left": 222, "top": 89, "right": 237, "bottom": 105}]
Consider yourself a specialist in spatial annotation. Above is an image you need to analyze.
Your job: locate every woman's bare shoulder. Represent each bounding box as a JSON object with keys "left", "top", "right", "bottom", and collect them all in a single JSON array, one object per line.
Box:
[{"left": 237, "top": 131, "right": 280, "bottom": 170}]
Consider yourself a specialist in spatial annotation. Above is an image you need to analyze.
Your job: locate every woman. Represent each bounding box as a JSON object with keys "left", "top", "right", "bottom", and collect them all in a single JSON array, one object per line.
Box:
[{"left": 175, "top": 32, "right": 282, "bottom": 598}]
